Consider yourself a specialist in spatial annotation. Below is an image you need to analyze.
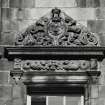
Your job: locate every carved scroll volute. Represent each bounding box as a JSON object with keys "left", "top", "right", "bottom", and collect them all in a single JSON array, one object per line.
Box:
[{"left": 10, "top": 58, "right": 23, "bottom": 84}]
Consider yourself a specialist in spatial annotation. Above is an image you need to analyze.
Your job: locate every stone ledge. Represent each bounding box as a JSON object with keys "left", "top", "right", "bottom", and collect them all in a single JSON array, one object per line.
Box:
[{"left": 4, "top": 46, "right": 105, "bottom": 60}]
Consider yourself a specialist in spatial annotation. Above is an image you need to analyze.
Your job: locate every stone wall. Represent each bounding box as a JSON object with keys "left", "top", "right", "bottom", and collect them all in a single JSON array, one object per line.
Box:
[{"left": 0, "top": 0, "right": 105, "bottom": 105}]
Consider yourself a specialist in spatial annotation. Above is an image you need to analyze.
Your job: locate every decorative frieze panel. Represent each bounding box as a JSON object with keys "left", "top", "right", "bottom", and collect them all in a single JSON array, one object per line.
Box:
[
  {"left": 14, "top": 59, "right": 98, "bottom": 72},
  {"left": 15, "top": 8, "right": 99, "bottom": 47}
]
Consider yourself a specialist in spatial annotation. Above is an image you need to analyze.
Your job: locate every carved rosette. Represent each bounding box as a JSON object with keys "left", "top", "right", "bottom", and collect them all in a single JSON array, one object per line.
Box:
[
  {"left": 19, "top": 60, "right": 98, "bottom": 72},
  {"left": 15, "top": 8, "right": 99, "bottom": 46}
]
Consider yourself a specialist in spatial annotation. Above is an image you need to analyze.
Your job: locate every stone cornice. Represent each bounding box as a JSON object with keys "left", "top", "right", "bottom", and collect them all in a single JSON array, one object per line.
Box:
[{"left": 4, "top": 46, "right": 105, "bottom": 60}]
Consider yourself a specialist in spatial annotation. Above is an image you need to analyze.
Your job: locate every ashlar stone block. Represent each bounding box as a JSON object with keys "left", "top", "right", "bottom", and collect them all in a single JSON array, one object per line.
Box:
[{"left": 36, "top": 0, "right": 77, "bottom": 7}]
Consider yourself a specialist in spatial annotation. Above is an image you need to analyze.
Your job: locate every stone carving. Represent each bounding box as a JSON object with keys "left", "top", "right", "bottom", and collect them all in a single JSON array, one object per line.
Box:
[
  {"left": 20, "top": 60, "right": 98, "bottom": 72},
  {"left": 10, "top": 58, "right": 23, "bottom": 83},
  {"left": 14, "top": 58, "right": 22, "bottom": 70},
  {"left": 90, "top": 59, "right": 98, "bottom": 70},
  {"left": 15, "top": 8, "right": 99, "bottom": 46}
]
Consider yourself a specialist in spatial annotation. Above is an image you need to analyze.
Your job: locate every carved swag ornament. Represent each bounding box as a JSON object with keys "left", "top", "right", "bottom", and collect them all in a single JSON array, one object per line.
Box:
[
  {"left": 15, "top": 8, "right": 99, "bottom": 46},
  {"left": 14, "top": 59, "right": 98, "bottom": 72}
]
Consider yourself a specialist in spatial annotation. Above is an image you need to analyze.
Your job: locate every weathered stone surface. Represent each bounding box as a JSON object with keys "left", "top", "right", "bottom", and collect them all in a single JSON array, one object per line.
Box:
[
  {"left": 1, "top": 0, "right": 9, "bottom": 8},
  {"left": 90, "top": 85, "right": 99, "bottom": 98},
  {"left": 0, "top": 8, "right": 1, "bottom": 18},
  {"left": 0, "top": 86, "right": 12, "bottom": 99},
  {"left": 2, "top": 8, "right": 24, "bottom": 21},
  {"left": 99, "top": 85, "right": 105, "bottom": 97},
  {"left": 0, "top": 0, "right": 1, "bottom": 7},
  {"left": 1, "top": 8, "right": 11, "bottom": 20},
  {"left": 12, "top": 85, "right": 26, "bottom": 105},
  {"left": 0, "top": 72, "right": 9, "bottom": 83},
  {"left": 2, "top": 8, "right": 27, "bottom": 21},
  {"left": 0, "top": 16, "right": 1, "bottom": 37},
  {"left": 62, "top": 8, "right": 96, "bottom": 20},
  {"left": 1, "top": 32, "right": 16, "bottom": 45},
  {"left": 2, "top": 20, "right": 19, "bottom": 32},
  {"left": 13, "top": 85, "right": 23, "bottom": 98},
  {"left": 95, "top": 99, "right": 105, "bottom": 105},
  {"left": 16, "top": 8, "right": 51, "bottom": 20},
  {"left": 0, "top": 99, "right": 12, "bottom": 105},
  {"left": 87, "top": 20, "right": 105, "bottom": 33},
  {"left": 100, "top": 0, "right": 105, "bottom": 7},
  {"left": 36, "top": 0, "right": 77, "bottom": 7},
  {"left": 76, "top": 0, "right": 100, "bottom": 7},
  {"left": 23, "top": 0, "right": 35, "bottom": 8},
  {"left": 75, "top": 0, "right": 86, "bottom": 7},
  {"left": 1, "top": 8, "right": 20, "bottom": 21},
  {"left": 35, "top": 0, "right": 100, "bottom": 8},
  {"left": 0, "top": 46, "right": 4, "bottom": 54},
  {"left": 10, "top": 0, "right": 35, "bottom": 8},
  {"left": 0, "top": 58, "right": 13, "bottom": 71},
  {"left": 86, "top": 0, "right": 100, "bottom": 7},
  {"left": 96, "top": 8, "right": 105, "bottom": 19},
  {"left": 9, "top": 0, "right": 24, "bottom": 8},
  {"left": 18, "top": 20, "right": 35, "bottom": 31},
  {"left": 10, "top": 8, "right": 32, "bottom": 20},
  {"left": 13, "top": 99, "right": 24, "bottom": 105},
  {"left": 2, "top": 8, "right": 50, "bottom": 20}
]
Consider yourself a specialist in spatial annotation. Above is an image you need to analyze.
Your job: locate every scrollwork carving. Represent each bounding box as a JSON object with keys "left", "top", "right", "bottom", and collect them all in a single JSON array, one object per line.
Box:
[{"left": 15, "top": 8, "right": 99, "bottom": 46}]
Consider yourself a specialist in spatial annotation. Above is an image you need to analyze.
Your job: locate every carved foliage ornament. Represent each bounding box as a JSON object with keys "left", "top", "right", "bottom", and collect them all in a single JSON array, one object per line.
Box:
[
  {"left": 14, "top": 59, "right": 98, "bottom": 72},
  {"left": 15, "top": 8, "right": 99, "bottom": 46}
]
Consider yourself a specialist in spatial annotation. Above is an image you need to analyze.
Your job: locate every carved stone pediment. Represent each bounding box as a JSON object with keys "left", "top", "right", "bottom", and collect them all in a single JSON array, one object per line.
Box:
[{"left": 15, "top": 8, "right": 99, "bottom": 47}]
